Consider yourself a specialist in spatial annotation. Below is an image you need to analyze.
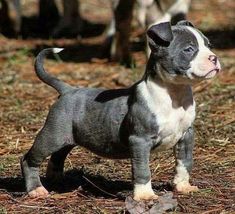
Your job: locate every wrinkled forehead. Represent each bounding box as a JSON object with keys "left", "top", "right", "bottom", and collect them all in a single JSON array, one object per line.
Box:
[{"left": 171, "top": 26, "right": 209, "bottom": 49}]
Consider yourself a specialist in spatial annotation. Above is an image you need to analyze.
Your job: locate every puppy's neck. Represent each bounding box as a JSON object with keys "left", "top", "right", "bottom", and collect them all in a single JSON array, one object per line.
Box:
[
  {"left": 140, "top": 55, "right": 194, "bottom": 109},
  {"left": 144, "top": 54, "right": 191, "bottom": 87}
]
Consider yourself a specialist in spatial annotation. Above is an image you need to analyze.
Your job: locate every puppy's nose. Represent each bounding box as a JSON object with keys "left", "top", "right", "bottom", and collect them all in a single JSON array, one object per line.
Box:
[{"left": 209, "top": 55, "right": 217, "bottom": 65}]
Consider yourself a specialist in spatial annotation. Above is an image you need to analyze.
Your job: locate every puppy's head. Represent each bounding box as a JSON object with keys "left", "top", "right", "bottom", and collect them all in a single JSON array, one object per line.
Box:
[{"left": 147, "top": 21, "right": 221, "bottom": 83}]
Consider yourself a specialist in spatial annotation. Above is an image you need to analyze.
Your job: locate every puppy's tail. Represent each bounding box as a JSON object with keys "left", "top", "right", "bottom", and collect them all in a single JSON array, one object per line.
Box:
[{"left": 35, "top": 48, "right": 75, "bottom": 95}]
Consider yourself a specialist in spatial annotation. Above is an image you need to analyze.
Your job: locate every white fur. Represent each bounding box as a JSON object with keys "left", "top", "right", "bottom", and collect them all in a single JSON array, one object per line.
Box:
[
  {"left": 151, "top": 0, "right": 191, "bottom": 26},
  {"left": 168, "top": 0, "right": 191, "bottom": 16},
  {"left": 136, "top": 0, "right": 154, "bottom": 7},
  {"left": 138, "top": 78, "right": 195, "bottom": 151},
  {"left": 106, "top": 18, "right": 115, "bottom": 37},
  {"left": 186, "top": 27, "right": 220, "bottom": 79},
  {"left": 136, "top": 6, "right": 148, "bottom": 27},
  {"left": 134, "top": 180, "right": 156, "bottom": 200},
  {"left": 154, "top": 13, "right": 171, "bottom": 25},
  {"left": 173, "top": 160, "right": 189, "bottom": 185},
  {"left": 53, "top": 48, "right": 64, "bottom": 54},
  {"left": 173, "top": 160, "right": 199, "bottom": 193},
  {"left": 187, "top": 26, "right": 207, "bottom": 52},
  {"left": 136, "top": 0, "right": 155, "bottom": 27}
]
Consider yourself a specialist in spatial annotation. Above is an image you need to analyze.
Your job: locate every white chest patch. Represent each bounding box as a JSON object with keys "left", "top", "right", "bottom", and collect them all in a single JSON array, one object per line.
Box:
[{"left": 138, "top": 79, "right": 195, "bottom": 151}]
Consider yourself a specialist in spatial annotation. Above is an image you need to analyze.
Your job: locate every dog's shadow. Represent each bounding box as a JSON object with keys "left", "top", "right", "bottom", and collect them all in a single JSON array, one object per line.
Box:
[
  {"left": 0, "top": 168, "right": 172, "bottom": 199},
  {"left": 46, "top": 168, "right": 133, "bottom": 199}
]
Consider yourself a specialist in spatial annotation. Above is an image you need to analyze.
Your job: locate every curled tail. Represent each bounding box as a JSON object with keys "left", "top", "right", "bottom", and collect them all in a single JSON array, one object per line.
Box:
[{"left": 35, "top": 48, "right": 75, "bottom": 95}]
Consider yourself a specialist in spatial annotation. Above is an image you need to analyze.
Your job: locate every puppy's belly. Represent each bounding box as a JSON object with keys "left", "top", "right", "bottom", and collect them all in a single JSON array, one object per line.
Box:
[
  {"left": 81, "top": 139, "right": 131, "bottom": 159},
  {"left": 74, "top": 125, "right": 130, "bottom": 159}
]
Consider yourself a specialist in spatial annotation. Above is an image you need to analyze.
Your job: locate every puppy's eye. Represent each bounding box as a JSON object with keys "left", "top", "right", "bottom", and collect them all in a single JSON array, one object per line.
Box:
[{"left": 183, "top": 46, "right": 194, "bottom": 53}]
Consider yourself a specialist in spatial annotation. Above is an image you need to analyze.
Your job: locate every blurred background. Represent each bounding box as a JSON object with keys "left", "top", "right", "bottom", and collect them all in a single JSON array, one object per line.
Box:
[{"left": 0, "top": 0, "right": 234, "bottom": 213}]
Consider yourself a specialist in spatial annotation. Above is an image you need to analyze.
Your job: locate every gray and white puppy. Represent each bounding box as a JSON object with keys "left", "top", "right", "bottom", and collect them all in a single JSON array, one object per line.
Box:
[{"left": 21, "top": 21, "right": 221, "bottom": 201}]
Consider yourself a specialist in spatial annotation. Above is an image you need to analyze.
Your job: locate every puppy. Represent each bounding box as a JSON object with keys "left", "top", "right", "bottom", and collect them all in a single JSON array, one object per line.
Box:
[{"left": 21, "top": 21, "right": 221, "bottom": 200}]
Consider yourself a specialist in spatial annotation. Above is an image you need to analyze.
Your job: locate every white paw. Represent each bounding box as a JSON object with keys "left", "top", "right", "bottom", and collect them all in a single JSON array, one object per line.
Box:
[
  {"left": 176, "top": 182, "right": 199, "bottom": 194},
  {"left": 28, "top": 186, "right": 49, "bottom": 198},
  {"left": 134, "top": 192, "right": 158, "bottom": 201},
  {"left": 133, "top": 181, "right": 158, "bottom": 201}
]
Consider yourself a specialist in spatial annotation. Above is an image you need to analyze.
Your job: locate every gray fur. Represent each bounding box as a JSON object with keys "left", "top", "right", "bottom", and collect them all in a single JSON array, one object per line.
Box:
[{"left": 174, "top": 126, "right": 194, "bottom": 173}]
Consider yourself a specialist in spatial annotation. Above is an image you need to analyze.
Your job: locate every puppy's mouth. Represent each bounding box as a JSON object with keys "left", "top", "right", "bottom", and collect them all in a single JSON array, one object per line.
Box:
[
  {"left": 205, "top": 68, "right": 220, "bottom": 78},
  {"left": 192, "top": 68, "right": 220, "bottom": 79}
]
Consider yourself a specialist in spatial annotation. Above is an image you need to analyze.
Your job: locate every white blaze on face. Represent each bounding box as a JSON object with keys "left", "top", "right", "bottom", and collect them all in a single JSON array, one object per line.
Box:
[{"left": 186, "top": 26, "right": 221, "bottom": 79}]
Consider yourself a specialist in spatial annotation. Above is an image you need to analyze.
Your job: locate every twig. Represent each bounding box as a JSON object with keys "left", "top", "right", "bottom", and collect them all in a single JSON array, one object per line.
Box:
[
  {"left": 15, "top": 138, "right": 19, "bottom": 149},
  {"left": 218, "top": 118, "right": 235, "bottom": 128},
  {"left": 194, "top": 82, "right": 212, "bottom": 93},
  {"left": 0, "top": 189, "right": 55, "bottom": 210},
  {"left": 17, "top": 204, "right": 57, "bottom": 210},
  {"left": 82, "top": 175, "right": 117, "bottom": 198},
  {"left": 0, "top": 189, "right": 22, "bottom": 204},
  {"left": 76, "top": 189, "right": 90, "bottom": 199},
  {"left": 201, "top": 207, "right": 223, "bottom": 214}
]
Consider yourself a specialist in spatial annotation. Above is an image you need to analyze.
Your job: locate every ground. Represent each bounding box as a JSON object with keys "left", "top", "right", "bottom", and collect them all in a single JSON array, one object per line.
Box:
[{"left": 0, "top": 0, "right": 234, "bottom": 213}]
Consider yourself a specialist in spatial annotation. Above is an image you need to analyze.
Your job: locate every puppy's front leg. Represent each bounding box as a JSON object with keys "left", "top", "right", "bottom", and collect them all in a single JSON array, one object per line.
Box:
[
  {"left": 129, "top": 136, "right": 158, "bottom": 201},
  {"left": 174, "top": 127, "right": 198, "bottom": 193}
]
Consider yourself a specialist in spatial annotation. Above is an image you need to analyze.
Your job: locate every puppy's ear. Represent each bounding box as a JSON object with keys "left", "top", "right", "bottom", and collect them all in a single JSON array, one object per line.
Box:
[
  {"left": 147, "top": 22, "right": 173, "bottom": 50},
  {"left": 176, "top": 20, "right": 194, "bottom": 28}
]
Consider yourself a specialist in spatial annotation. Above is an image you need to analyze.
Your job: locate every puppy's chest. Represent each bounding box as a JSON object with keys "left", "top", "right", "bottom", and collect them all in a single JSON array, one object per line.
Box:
[
  {"left": 139, "top": 81, "right": 195, "bottom": 150},
  {"left": 155, "top": 103, "right": 195, "bottom": 149}
]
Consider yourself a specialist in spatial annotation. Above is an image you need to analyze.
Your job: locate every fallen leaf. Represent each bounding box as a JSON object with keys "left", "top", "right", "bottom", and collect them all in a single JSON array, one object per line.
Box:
[
  {"left": 149, "top": 192, "right": 178, "bottom": 214},
  {"left": 125, "top": 192, "right": 178, "bottom": 214},
  {"left": 125, "top": 196, "right": 148, "bottom": 214}
]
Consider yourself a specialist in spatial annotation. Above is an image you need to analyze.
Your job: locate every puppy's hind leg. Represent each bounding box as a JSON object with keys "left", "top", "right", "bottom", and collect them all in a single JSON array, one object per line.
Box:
[
  {"left": 21, "top": 110, "right": 75, "bottom": 197},
  {"left": 46, "top": 145, "right": 75, "bottom": 183}
]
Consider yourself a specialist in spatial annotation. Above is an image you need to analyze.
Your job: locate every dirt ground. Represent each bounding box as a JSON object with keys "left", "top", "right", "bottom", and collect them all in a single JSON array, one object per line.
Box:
[{"left": 0, "top": 0, "right": 234, "bottom": 213}]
